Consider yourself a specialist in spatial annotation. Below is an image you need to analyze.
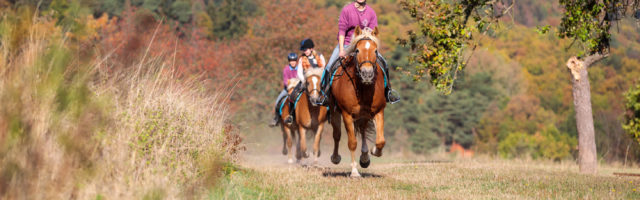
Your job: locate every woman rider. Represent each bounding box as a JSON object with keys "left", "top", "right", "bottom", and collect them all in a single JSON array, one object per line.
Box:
[
  {"left": 323, "top": 0, "right": 400, "bottom": 103},
  {"left": 269, "top": 53, "right": 300, "bottom": 127},
  {"left": 281, "top": 38, "right": 326, "bottom": 124}
]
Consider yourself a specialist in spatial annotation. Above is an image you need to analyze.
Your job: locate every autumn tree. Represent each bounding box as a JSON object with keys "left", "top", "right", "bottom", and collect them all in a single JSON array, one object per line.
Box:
[
  {"left": 399, "top": 0, "right": 640, "bottom": 173},
  {"left": 624, "top": 83, "right": 640, "bottom": 144}
]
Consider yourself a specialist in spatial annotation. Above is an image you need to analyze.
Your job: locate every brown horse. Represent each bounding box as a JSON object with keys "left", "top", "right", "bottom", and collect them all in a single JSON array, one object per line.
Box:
[
  {"left": 329, "top": 26, "right": 386, "bottom": 177},
  {"left": 293, "top": 67, "right": 328, "bottom": 164},
  {"left": 279, "top": 78, "right": 301, "bottom": 164}
]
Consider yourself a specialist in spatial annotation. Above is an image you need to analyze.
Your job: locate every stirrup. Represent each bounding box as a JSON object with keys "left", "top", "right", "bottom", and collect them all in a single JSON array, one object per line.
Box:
[
  {"left": 284, "top": 115, "right": 294, "bottom": 125},
  {"left": 387, "top": 89, "right": 400, "bottom": 104}
]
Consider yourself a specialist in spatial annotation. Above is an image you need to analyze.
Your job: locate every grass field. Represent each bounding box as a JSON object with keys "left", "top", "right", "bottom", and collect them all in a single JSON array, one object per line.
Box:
[
  {"left": 211, "top": 128, "right": 640, "bottom": 199},
  {"left": 211, "top": 157, "right": 640, "bottom": 199}
]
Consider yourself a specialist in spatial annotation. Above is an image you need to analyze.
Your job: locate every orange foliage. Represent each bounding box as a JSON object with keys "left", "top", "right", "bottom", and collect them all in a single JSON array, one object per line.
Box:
[
  {"left": 450, "top": 141, "right": 474, "bottom": 158},
  {"left": 98, "top": 8, "right": 232, "bottom": 81}
]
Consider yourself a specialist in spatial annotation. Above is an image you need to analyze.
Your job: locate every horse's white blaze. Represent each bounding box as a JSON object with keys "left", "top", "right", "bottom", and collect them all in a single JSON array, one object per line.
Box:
[
  {"left": 311, "top": 77, "right": 318, "bottom": 90},
  {"left": 365, "top": 41, "right": 370, "bottom": 49}
]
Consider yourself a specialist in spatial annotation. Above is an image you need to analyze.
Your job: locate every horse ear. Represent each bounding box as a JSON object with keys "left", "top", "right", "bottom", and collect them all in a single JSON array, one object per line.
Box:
[
  {"left": 354, "top": 26, "right": 361, "bottom": 36},
  {"left": 373, "top": 26, "right": 379, "bottom": 36}
]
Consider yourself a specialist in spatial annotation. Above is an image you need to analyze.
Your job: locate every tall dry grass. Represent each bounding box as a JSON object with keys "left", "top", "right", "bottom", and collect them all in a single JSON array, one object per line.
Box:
[{"left": 0, "top": 7, "right": 239, "bottom": 199}]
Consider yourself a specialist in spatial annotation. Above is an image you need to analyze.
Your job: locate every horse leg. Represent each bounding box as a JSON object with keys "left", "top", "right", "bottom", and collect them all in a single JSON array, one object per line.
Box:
[
  {"left": 359, "top": 120, "right": 371, "bottom": 168},
  {"left": 295, "top": 128, "right": 302, "bottom": 162},
  {"left": 330, "top": 109, "right": 342, "bottom": 165},
  {"left": 298, "top": 126, "right": 309, "bottom": 158},
  {"left": 285, "top": 126, "right": 294, "bottom": 164},
  {"left": 313, "top": 124, "right": 324, "bottom": 165},
  {"left": 371, "top": 111, "right": 386, "bottom": 157},
  {"left": 281, "top": 125, "right": 288, "bottom": 155},
  {"left": 341, "top": 112, "right": 360, "bottom": 177}
]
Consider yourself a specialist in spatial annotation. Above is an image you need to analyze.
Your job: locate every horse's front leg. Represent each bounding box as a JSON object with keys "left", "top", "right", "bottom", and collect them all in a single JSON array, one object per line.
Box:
[
  {"left": 330, "top": 109, "right": 342, "bottom": 165},
  {"left": 371, "top": 111, "right": 385, "bottom": 157},
  {"left": 284, "top": 125, "right": 294, "bottom": 164},
  {"left": 341, "top": 111, "right": 359, "bottom": 177},
  {"left": 313, "top": 124, "right": 324, "bottom": 165},
  {"left": 298, "top": 126, "right": 310, "bottom": 159}
]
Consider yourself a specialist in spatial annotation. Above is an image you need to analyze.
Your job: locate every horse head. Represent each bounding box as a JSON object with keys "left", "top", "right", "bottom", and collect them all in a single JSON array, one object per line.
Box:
[
  {"left": 304, "top": 67, "right": 326, "bottom": 106},
  {"left": 287, "top": 78, "right": 301, "bottom": 94},
  {"left": 348, "top": 26, "right": 380, "bottom": 85}
]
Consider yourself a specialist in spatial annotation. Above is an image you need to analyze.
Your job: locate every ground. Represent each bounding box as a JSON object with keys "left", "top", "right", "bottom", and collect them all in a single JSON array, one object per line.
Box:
[{"left": 209, "top": 128, "right": 640, "bottom": 199}]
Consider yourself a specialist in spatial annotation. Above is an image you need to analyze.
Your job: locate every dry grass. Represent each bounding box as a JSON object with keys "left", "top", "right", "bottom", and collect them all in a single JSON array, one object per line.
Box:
[
  {"left": 0, "top": 8, "right": 236, "bottom": 199},
  {"left": 218, "top": 128, "right": 640, "bottom": 199},
  {"left": 218, "top": 157, "right": 640, "bottom": 199}
]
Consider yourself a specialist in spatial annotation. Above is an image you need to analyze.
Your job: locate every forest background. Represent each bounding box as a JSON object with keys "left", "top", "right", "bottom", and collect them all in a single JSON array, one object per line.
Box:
[{"left": 3, "top": 0, "right": 640, "bottom": 165}]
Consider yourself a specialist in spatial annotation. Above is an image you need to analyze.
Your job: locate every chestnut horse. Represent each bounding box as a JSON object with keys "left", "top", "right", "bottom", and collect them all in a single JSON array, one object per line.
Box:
[
  {"left": 329, "top": 26, "right": 386, "bottom": 177},
  {"left": 279, "top": 78, "right": 301, "bottom": 164},
  {"left": 293, "top": 67, "right": 328, "bottom": 165}
]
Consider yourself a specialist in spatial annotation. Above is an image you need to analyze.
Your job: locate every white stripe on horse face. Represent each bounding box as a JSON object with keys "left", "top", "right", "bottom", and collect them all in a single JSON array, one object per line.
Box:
[
  {"left": 365, "top": 41, "right": 370, "bottom": 49},
  {"left": 311, "top": 77, "right": 318, "bottom": 90}
]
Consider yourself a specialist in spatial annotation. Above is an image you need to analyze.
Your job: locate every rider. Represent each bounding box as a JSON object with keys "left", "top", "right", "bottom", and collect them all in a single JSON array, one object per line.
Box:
[
  {"left": 281, "top": 38, "right": 327, "bottom": 124},
  {"left": 269, "top": 53, "right": 300, "bottom": 127},
  {"left": 297, "top": 38, "right": 326, "bottom": 83},
  {"left": 323, "top": 0, "right": 400, "bottom": 104}
]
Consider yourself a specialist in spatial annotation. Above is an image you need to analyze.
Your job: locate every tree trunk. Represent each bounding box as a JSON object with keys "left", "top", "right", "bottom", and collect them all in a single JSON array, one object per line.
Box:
[{"left": 566, "top": 53, "right": 606, "bottom": 174}]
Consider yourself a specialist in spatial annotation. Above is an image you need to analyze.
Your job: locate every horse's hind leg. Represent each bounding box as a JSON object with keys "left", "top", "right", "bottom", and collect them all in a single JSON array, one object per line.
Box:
[
  {"left": 313, "top": 124, "right": 324, "bottom": 165},
  {"left": 359, "top": 120, "right": 371, "bottom": 168},
  {"left": 371, "top": 111, "right": 386, "bottom": 157},
  {"left": 330, "top": 109, "right": 342, "bottom": 165}
]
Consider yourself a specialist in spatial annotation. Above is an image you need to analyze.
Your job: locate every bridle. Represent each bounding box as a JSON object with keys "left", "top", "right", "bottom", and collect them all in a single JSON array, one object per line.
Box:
[{"left": 352, "top": 37, "right": 378, "bottom": 81}]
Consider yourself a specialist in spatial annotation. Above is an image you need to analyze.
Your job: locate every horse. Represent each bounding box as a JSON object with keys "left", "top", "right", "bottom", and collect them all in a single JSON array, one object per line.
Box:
[
  {"left": 279, "top": 78, "right": 301, "bottom": 164},
  {"left": 293, "top": 67, "right": 329, "bottom": 165},
  {"left": 328, "top": 26, "right": 386, "bottom": 177}
]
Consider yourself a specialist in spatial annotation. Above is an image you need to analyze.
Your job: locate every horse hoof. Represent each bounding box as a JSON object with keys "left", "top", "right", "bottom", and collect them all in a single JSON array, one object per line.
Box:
[
  {"left": 288, "top": 159, "right": 294, "bottom": 164},
  {"left": 282, "top": 148, "right": 288, "bottom": 155},
  {"left": 303, "top": 152, "right": 310, "bottom": 158},
  {"left": 331, "top": 154, "right": 341, "bottom": 164},
  {"left": 350, "top": 170, "right": 361, "bottom": 178},
  {"left": 371, "top": 147, "right": 383, "bottom": 157},
  {"left": 296, "top": 153, "right": 302, "bottom": 160},
  {"left": 359, "top": 155, "right": 370, "bottom": 168}
]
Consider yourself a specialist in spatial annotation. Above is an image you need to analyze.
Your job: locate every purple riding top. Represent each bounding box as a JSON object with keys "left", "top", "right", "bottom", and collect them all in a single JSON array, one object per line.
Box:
[
  {"left": 338, "top": 2, "right": 378, "bottom": 46},
  {"left": 282, "top": 64, "right": 299, "bottom": 89}
]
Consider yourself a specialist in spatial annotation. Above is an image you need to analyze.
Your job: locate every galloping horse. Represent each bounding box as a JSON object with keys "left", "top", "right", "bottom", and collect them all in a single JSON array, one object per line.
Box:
[
  {"left": 279, "top": 78, "right": 301, "bottom": 164},
  {"left": 293, "top": 67, "right": 328, "bottom": 164},
  {"left": 328, "top": 26, "right": 386, "bottom": 177}
]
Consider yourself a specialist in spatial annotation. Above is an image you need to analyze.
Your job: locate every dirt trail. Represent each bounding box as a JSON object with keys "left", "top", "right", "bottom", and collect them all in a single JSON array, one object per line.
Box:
[{"left": 226, "top": 126, "right": 640, "bottom": 199}]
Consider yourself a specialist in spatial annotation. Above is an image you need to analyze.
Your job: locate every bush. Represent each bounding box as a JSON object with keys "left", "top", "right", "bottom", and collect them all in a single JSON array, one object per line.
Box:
[
  {"left": 498, "top": 125, "right": 576, "bottom": 161},
  {"left": 0, "top": 6, "right": 238, "bottom": 199},
  {"left": 624, "top": 83, "right": 640, "bottom": 144}
]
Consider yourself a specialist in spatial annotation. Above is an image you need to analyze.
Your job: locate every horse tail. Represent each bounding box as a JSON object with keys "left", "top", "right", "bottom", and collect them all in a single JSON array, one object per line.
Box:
[{"left": 355, "top": 119, "right": 376, "bottom": 143}]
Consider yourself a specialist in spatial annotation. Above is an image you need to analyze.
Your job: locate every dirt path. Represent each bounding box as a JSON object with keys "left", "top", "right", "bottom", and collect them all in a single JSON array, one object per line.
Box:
[{"left": 217, "top": 127, "right": 640, "bottom": 199}]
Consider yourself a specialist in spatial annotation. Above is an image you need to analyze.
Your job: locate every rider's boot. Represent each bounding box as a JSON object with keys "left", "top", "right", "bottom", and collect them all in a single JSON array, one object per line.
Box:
[
  {"left": 269, "top": 114, "right": 280, "bottom": 127},
  {"left": 378, "top": 54, "right": 400, "bottom": 104}
]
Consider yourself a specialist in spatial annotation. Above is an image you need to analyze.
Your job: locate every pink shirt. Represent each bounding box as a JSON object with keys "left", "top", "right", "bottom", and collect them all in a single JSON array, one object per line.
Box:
[
  {"left": 282, "top": 65, "right": 299, "bottom": 89},
  {"left": 338, "top": 3, "right": 378, "bottom": 46}
]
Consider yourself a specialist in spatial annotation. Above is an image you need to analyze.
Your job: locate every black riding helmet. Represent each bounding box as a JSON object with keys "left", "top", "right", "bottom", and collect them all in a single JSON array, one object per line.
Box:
[
  {"left": 300, "top": 38, "right": 315, "bottom": 51},
  {"left": 288, "top": 53, "right": 298, "bottom": 61}
]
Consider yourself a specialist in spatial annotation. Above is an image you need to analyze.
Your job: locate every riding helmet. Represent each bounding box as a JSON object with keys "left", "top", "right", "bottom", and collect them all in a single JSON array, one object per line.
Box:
[
  {"left": 300, "top": 38, "right": 315, "bottom": 51},
  {"left": 287, "top": 53, "right": 298, "bottom": 61}
]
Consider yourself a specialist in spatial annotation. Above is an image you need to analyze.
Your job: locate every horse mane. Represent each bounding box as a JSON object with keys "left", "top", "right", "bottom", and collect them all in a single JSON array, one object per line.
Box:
[
  {"left": 304, "top": 67, "right": 324, "bottom": 78},
  {"left": 287, "top": 78, "right": 301, "bottom": 90},
  {"left": 345, "top": 27, "right": 380, "bottom": 54}
]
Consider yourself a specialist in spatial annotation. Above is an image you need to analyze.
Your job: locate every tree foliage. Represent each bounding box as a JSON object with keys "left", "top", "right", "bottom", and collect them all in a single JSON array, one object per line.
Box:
[
  {"left": 624, "top": 83, "right": 640, "bottom": 144},
  {"left": 398, "top": 0, "right": 509, "bottom": 93}
]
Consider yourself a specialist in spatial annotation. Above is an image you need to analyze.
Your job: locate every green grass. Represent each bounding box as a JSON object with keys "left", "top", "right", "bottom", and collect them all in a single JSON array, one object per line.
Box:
[{"left": 215, "top": 158, "right": 640, "bottom": 199}]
